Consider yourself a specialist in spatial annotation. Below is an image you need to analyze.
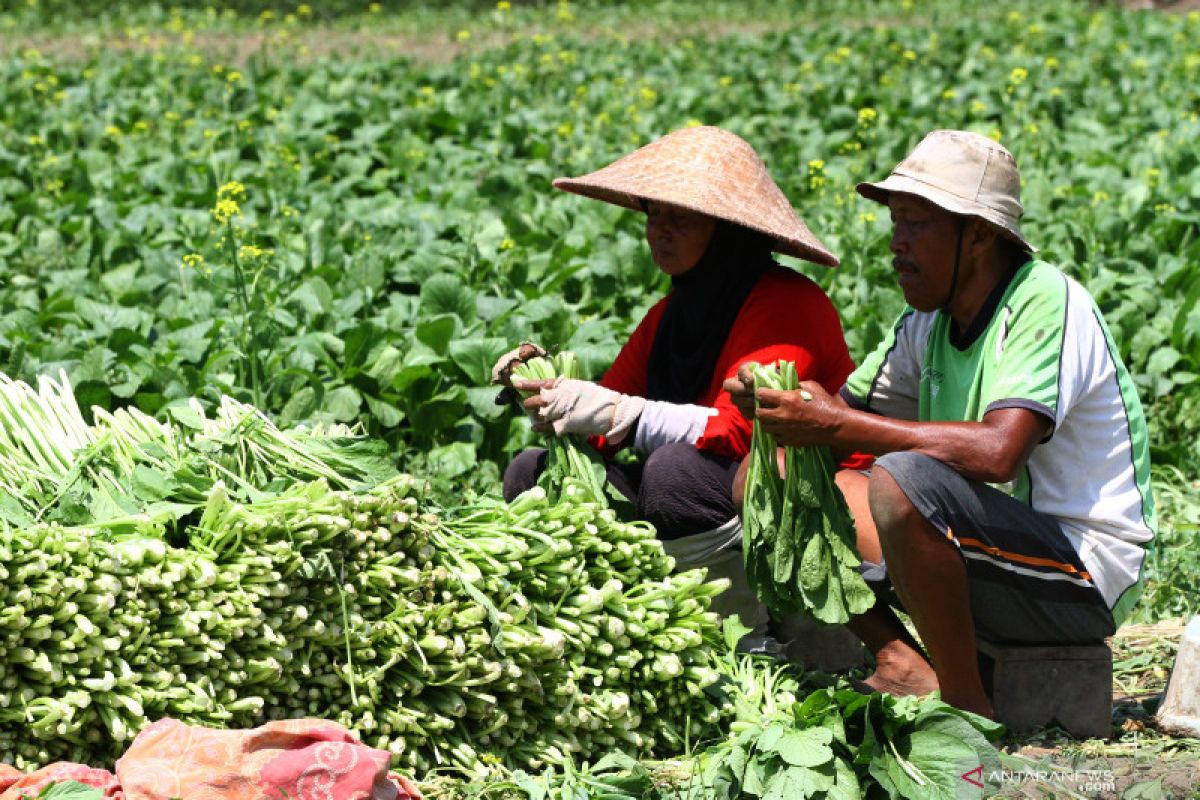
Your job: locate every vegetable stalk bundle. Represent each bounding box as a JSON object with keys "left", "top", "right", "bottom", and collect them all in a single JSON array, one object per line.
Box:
[
  {"left": 510, "top": 352, "right": 610, "bottom": 506},
  {"left": 742, "top": 362, "right": 874, "bottom": 624},
  {"left": 0, "top": 372, "right": 729, "bottom": 775}
]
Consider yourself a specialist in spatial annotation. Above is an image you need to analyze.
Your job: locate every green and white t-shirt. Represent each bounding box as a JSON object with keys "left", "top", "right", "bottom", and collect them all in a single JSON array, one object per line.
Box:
[{"left": 842, "top": 260, "right": 1156, "bottom": 626}]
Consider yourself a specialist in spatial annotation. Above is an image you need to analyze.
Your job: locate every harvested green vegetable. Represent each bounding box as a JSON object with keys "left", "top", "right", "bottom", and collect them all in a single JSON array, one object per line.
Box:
[
  {"left": 454, "top": 618, "right": 1004, "bottom": 799},
  {"left": 0, "top": 371, "right": 728, "bottom": 774},
  {"left": 742, "top": 362, "right": 874, "bottom": 624},
  {"left": 699, "top": 683, "right": 1004, "bottom": 800},
  {"left": 508, "top": 351, "right": 615, "bottom": 508}
]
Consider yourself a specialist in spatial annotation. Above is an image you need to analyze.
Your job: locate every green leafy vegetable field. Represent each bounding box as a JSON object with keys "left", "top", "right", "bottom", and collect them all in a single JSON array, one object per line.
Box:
[{"left": 1, "top": 0, "right": 1199, "bottom": 791}]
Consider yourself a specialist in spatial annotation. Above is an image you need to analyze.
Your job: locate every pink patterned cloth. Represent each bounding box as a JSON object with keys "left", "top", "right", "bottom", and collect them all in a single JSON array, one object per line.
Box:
[
  {"left": 0, "top": 763, "right": 121, "bottom": 799},
  {"left": 0, "top": 719, "right": 420, "bottom": 800}
]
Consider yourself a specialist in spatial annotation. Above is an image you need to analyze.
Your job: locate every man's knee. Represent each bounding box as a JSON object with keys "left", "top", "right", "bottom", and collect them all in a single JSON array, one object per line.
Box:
[
  {"left": 502, "top": 448, "right": 547, "bottom": 502},
  {"left": 868, "top": 452, "right": 932, "bottom": 539}
]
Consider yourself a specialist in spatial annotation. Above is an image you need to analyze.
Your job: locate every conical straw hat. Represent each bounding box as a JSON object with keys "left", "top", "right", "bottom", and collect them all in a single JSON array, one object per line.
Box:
[{"left": 552, "top": 126, "right": 839, "bottom": 267}]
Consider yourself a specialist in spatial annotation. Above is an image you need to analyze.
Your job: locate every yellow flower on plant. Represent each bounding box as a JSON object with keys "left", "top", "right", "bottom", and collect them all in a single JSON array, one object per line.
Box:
[
  {"left": 298, "top": 4, "right": 312, "bottom": 17},
  {"left": 718, "top": 75, "right": 733, "bottom": 87},
  {"left": 1044, "top": 56, "right": 1060, "bottom": 69},
  {"left": 857, "top": 107, "right": 877, "bottom": 127},
  {"left": 219, "top": 181, "right": 246, "bottom": 200},
  {"left": 1009, "top": 67, "right": 1029, "bottom": 85},
  {"left": 181, "top": 253, "right": 204, "bottom": 269},
  {"left": 456, "top": 29, "right": 471, "bottom": 42},
  {"left": 639, "top": 86, "right": 657, "bottom": 104},
  {"left": 557, "top": 122, "right": 573, "bottom": 137},
  {"left": 369, "top": 2, "right": 382, "bottom": 12},
  {"left": 227, "top": 71, "right": 242, "bottom": 84},
  {"left": 684, "top": 118, "right": 703, "bottom": 128},
  {"left": 1155, "top": 203, "right": 1177, "bottom": 214},
  {"left": 556, "top": 1, "right": 574, "bottom": 22},
  {"left": 259, "top": 10, "right": 274, "bottom": 23},
  {"left": 941, "top": 89, "right": 958, "bottom": 100},
  {"left": 212, "top": 198, "right": 242, "bottom": 224},
  {"left": 858, "top": 211, "right": 877, "bottom": 224},
  {"left": 902, "top": 50, "right": 917, "bottom": 61},
  {"left": 1092, "top": 190, "right": 1110, "bottom": 206},
  {"left": 105, "top": 125, "right": 123, "bottom": 138},
  {"left": 497, "top": 0, "right": 511, "bottom": 9},
  {"left": 988, "top": 129, "right": 1002, "bottom": 142},
  {"left": 420, "top": 85, "right": 436, "bottom": 96},
  {"left": 1007, "top": 10, "right": 1022, "bottom": 23},
  {"left": 239, "top": 244, "right": 265, "bottom": 259},
  {"left": 26, "top": 134, "right": 45, "bottom": 147},
  {"left": 500, "top": 238, "right": 516, "bottom": 251}
]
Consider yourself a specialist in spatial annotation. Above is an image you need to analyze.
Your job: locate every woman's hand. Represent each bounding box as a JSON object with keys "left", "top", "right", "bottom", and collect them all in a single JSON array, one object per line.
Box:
[
  {"left": 511, "top": 378, "right": 558, "bottom": 433},
  {"left": 755, "top": 380, "right": 844, "bottom": 448},
  {"left": 511, "top": 378, "right": 645, "bottom": 441}
]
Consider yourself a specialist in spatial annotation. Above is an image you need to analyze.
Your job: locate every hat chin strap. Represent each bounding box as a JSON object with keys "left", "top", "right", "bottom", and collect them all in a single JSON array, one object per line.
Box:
[{"left": 940, "top": 218, "right": 966, "bottom": 315}]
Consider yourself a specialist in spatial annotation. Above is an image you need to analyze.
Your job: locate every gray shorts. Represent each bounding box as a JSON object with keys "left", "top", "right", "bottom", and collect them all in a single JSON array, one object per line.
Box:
[{"left": 864, "top": 451, "right": 1115, "bottom": 645}]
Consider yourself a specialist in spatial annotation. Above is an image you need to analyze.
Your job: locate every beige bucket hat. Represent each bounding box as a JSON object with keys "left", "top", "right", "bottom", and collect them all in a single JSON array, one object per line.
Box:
[
  {"left": 857, "top": 129, "right": 1036, "bottom": 253},
  {"left": 552, "top": 126, "right": 839, "bottom": 267}
]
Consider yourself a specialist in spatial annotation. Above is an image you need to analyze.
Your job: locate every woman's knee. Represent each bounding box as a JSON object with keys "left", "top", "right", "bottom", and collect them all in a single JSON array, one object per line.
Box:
[
  {"left": 642, "top": 441, "right": 698, "bottom": 483},
  {"left": 502, "top": 448, "right": 548, "bottom": 502},
  {"left": 639, "top": 443, "right": 737, "bottom": 537}
]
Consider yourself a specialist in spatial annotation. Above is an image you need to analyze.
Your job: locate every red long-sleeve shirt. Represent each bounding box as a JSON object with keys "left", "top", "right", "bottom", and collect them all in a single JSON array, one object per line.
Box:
[{"left": 598, "top": 264, "right": 871, "bottom": 468}]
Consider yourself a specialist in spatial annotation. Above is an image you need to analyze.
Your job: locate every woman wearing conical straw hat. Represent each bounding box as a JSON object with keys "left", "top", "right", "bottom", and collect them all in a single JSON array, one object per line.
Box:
[{"left": 493, "top": 126, "right": 869, "bottom": 637}]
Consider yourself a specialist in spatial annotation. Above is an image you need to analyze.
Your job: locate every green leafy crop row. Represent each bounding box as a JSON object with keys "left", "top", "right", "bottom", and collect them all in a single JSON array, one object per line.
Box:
[{"left": 1, "top": 4, "right": 1197, "bottom": 525}]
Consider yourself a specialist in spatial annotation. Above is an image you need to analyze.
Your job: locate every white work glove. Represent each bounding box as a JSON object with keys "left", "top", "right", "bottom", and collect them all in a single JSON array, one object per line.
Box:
[
  {"left": 491, "top": 342, "right": 547, "bottom": 386},
  {"left": 536, "top": 378, "right": 647, "bottom": 444}
]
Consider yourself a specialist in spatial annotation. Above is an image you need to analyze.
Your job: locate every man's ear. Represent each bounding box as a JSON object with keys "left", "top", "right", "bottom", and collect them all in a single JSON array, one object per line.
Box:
[{"left": 966, "top": 218, "right": 999, "bottom": 258}]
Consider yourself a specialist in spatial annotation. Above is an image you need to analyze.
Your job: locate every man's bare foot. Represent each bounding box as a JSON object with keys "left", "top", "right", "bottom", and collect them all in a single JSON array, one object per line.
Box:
[
  {"left": 940, "top": 693, "right": 995, "bottom": 720},
  {"left": 862, "top": 640, "right": 940, "bottom": 697}
]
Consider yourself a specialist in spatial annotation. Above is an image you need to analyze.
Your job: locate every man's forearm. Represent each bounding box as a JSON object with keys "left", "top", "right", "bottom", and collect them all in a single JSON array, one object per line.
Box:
[{"left": 831, "top": 411, "right": 1032, "bottom": 484}]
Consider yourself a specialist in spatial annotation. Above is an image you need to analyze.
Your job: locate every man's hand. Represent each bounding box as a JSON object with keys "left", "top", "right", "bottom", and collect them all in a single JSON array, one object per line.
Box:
[
  {"left": 512, "top": 378, "right": 645, "bottom": 442},
  {"left": 722, "top": 363, "right": 759, "bottom": 421},
  {"left": 755, "top": 380, "right": 843, "bottom": 448}
]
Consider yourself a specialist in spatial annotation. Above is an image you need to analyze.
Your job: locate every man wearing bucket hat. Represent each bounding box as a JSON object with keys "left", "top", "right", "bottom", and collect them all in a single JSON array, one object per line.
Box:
[
  {"left": 727, "top": 129, "right": 1155, "bottom": 717},
  {"left": 492, "top": 126, "right": 870, "bottom": 638}
]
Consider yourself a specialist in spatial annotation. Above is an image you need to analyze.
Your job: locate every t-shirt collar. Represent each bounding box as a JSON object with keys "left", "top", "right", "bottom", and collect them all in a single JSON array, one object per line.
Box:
[{"left": 946, "top": 259, "right": 1030, "bottom": 350}]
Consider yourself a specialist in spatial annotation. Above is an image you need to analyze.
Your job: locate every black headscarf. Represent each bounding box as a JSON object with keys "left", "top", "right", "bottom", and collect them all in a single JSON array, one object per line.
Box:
[{"left": 645, "top": 222, "right": 776, "bottom": 404}]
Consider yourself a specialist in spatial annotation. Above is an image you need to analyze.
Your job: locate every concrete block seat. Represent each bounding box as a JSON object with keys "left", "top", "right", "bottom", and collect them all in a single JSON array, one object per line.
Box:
[{"left": 976, "top": 638, "right": 1113, "bottom": 739}]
